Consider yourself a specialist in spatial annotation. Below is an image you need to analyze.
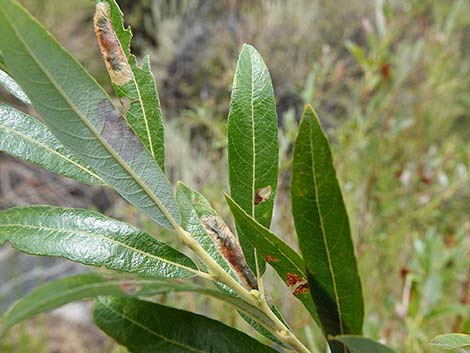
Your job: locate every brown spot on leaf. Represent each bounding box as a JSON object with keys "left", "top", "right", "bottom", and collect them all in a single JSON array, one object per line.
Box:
[
  {"left": 265, "top": 255, "right": 280, "bottom": 263},
  {"left": 119, "top": 282, "right": 142, "bottom": 295},
  {"left": 200, "top": 215, "right": 258, "bottom": 290},
  {"left": 293, "top": 282, "right": 310, "bottom": 295},
  {"left": 286, "top": 272, "right": 302, "bottom": 287},
  {"left": 254, "top": 185, "right": 272, "bottom": 206},
  {"left": 94, "top": 2, "right": 132, "bottom": 86},
  {"left": 286, "top": 272, "right": 309, "bottom": 295}
]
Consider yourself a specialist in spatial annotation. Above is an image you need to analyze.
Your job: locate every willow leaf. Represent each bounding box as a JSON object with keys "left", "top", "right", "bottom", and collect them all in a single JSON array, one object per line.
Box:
[
  {"left": 227, "top": 44, "right": 279, "bottom": 273},
  {"left": 0, "top": 69, "right": 30, "bottom": 104},
  {"left": 1, "top": 273, "right": 273, "bottom": 335},
  {"left": 176, "top": 182, "right": 256, "bottom": 290},
  {"left": 291, "top": 105, "right": 364, "bottom": 338},
  {"left": 94, "top": 296, "right": 278, "bottom": 353},
  {"left": 333, "top": 336, "right": 396, "bottom": 353},
  {"left": 94, "top": 0, "right": 165, "bottom": 171},
  {"left": 431, "top": 334, "right": 470, "bottom": 352},
  {"left": 0, "top": 0, "right": 178, "bottom": 229},
  {"left": 225, "top": 194, "right": 321, "bottom": 327},
  {"left": 0, "top": 206, "right": 197, "bottom": 279},
  {"left": 0, "top": 103, "right": 104, "bottom": 185}
]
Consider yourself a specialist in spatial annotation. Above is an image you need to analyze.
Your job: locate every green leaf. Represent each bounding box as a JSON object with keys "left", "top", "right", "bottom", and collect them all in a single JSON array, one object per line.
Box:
[
  {"left": 94, "top": 1, "right": 165, "bottom": 171},
  {"left": 0, "top": 0, "right": 178, "bottom": 229},
  {"left": 225, "top": 194, "right": 321, "bottom": 327},
  {"left": 0, "top": 206, "right": 197, "bottom": 278},
  {"left": 430, "top": 334, "right": 470, "bottom": 352},
  {"left": 227, "top": 44, "right": 279, "bottom": 273},
  {"left": 176, "top": 182, "right": 257, "bottom": 290},
  {"left": 0, "top": 69, "right": 30, "bottom": 104},
  {"left": 0, "top": 103, "right": 104, "bottom": 185},
  {"left": 291, "top": 105, "right": 364, "bottom": 336},
  {"left": 1, "top": 273, "right": 273, "bottom": 335},
  {"left": 333, "top": 336, "right": 396, "bottom": 353},
  {"left": 94, "top": 296, "right": 278, "bottom": 353}
]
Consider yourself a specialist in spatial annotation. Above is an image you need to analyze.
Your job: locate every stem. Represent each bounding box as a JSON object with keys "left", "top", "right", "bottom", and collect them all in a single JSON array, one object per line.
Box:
[{"left": 175, "top": 225, "right": 312, "bottom": 353}]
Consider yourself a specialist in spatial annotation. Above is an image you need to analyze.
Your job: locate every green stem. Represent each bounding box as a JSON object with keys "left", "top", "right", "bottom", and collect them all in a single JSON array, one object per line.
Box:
[{"left": 175, "top": 225, "right": 312, "bottom": 353}]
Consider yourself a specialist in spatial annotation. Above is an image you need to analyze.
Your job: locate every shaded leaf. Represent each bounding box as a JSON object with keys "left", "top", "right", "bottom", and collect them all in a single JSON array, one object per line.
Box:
[
  {"left": 0, "top": 206, "right": 197, "bottom": 278},
  {"left": 0, "top": 103, "right": 104, "bottom": 185},
  {"left": 94, "top": 0, "right": 165, "bottom": 171},
  {"left": 0, "top": 0, "right": 178, "bottom": 229},
  {"left": 227, "top": 44, "right": 279, "bottom": 273},
  {"left": 94, "top": 296, "right": 278, "bottom": 353},
  {"left": 291, "top": 105, "right": 364, "bottom": 337},
  {"left": 0, "top": 69, "right": 30, "bottom": 104},
  {"left": 225, "top": 194, "right": 320, "bottom": 326},
  {"left": 430, "top": 334, "right": 470, "bottom": 352},
  {"left": 333, "top": 336, "right": 396, "bottom": 353},
  {"left": 1, "top": 273, "right": 273, "bottom": 335}
]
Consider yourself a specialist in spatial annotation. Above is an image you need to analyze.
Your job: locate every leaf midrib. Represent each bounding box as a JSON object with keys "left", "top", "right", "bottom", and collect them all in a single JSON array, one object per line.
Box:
[
  {"left": 0, "top": 122, "right": 104, "bottom": 183},
  {"left": 0, "top": 8, "right": 176, "bottom": 229},
  {"left": 99, "top": 300, "right": 210, "bottom": 353},
  {"left": 1, "top": 223, "right": 196, "bottom": 275},
  {"left": 308, "top": 121, "right": 344, "bottom": 336}
]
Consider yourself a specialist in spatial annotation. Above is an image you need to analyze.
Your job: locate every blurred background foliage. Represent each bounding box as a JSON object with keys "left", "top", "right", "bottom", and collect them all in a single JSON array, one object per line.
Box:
[{"left": 0, "top": 0, "right": 469, "bottom": 352}]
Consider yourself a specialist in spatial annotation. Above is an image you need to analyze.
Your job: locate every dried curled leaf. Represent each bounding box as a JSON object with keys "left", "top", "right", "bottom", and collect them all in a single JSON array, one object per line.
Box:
[
  {"left": 94, "top": 2, "right": 132, "bottom": 86},
  {"left": 200, "top": 215, "right": 258, "bottom": 290}
]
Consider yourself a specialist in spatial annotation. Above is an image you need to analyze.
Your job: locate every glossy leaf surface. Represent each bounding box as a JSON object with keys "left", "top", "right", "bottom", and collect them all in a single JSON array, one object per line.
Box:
[
  {"left": 0, "top": 69, "right": 30, "bottom": 104},
  {"left": 0, "top": 206, "right": 197, "bottom": 278},
  {"left": 225, "top": 194, "right": 320, "bottom": 326},
  {"left": 1, "top": 273, "right": 273, "bottom": 335},
  {"left": 0, "top": 103, "right": 104, "bottom": 185},
  {"left": 0, "top": 0, "right": 178, "bottom": 229},
  {"left": 291, "top": 105, "right": 364, "bottom": 336},
  {"left": 94, "top": 0, "right": 165, "bottom": 171},
  {"left": 94, "top": 296, "right": 278, "bottom": 353},
  {"left": 334, "top": 336, "right": 396, "bottom": 353},
  {"left": 227, "top": 44, "right": 279, "bottom": 272}
]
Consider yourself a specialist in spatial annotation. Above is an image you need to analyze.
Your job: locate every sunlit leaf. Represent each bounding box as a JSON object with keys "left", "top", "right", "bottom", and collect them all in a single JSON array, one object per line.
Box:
[{"left": 227, "top": 44, "right": 279, "bottom": 273}]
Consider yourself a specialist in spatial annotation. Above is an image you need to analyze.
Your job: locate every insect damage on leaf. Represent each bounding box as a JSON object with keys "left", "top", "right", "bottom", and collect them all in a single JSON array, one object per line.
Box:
[
  {"left": 254, "top": 185, "right": 272, "bottom": 206},
  {"left": 200, "top": 215, "right": 258, "bottom": 290},
  {"left": 119, "top": 282, "right": 143, "bottom": 295},
  {"left": 94, "top": 1, "right": 132, "bottom": 86},
  {"left": 265, "top": 255, "right": 280, "bottom": 263},
  {"left": 286, "top": 272, "right": 309, "bottom": 296}
]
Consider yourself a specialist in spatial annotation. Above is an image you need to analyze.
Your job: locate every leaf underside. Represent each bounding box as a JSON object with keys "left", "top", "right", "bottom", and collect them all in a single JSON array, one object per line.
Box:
[
  {"left": 1, "top": 273, "right": 273, "bottom": 336},
  {"left": 0, "top": 103, "right": 104, "bottom": 185},
  {"left": 0, "top": 0, "right": 178, "bottom": 229}
]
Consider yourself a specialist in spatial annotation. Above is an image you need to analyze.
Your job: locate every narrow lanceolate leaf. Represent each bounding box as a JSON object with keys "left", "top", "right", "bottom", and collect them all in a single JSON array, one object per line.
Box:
[
  {"left": 0, "top": 206, "right": 197, "bottom": 279},
  {"left": 94, "top": 0, "right": 165, "bottom": 171},
  {"left": 227, "top": 44, "right": 279, "bottom": 273},
  {"left": 430, "top": 334, "right": 470, "bottom": 352},
  {"left": 0, "top": 69, "right": 31, "bottom": 104},
  {"left": 1, "top": 273, "right": 273, "bottom": 335},
  {"left": 333, "top": 336, "right": 396, "bottom": 353},
  {"left": 94, "top": 297, "right": 278, "bottom": 353},
  {"left": 176, "top": 182, "right": 257, "bottom": 290},
  {"left": 291, "top": 105, "right": 364, "bottom": 338},
  {"left": 0, "top": 103, "right": 104, "bottom": 185},
  {"left": 0, "top": 0, "right": 178, "bottom": 229},
  {"left": 225, "top": 194, "right": 320, "bottom": 326}
]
